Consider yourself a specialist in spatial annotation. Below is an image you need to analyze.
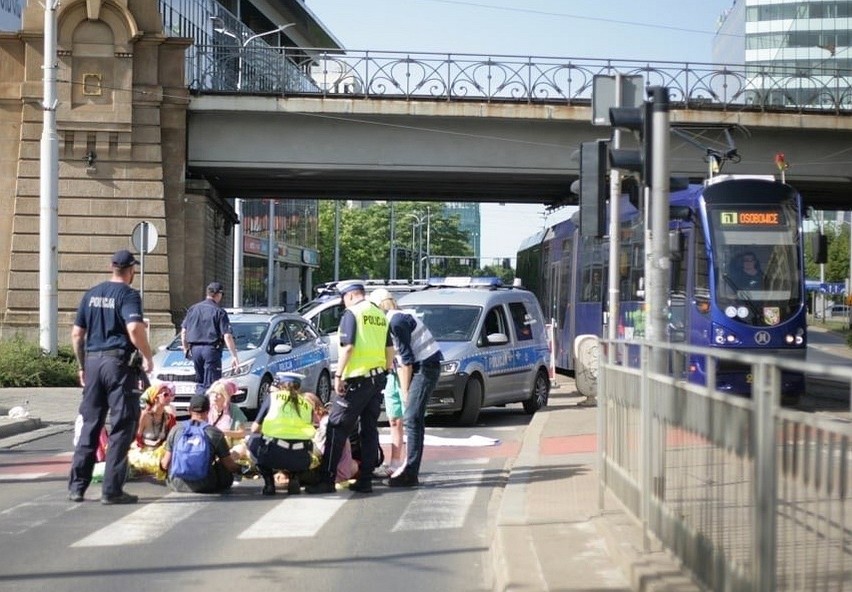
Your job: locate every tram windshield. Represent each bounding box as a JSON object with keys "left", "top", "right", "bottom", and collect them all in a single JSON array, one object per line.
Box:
[{"left": 707, "top": 202, "right": 802, "bottom": 326}]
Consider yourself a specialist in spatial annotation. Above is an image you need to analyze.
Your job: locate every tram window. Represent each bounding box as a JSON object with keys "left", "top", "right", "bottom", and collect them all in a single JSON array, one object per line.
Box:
[{"left": 582, "top": 269, "right": 603, "bottom": 301}]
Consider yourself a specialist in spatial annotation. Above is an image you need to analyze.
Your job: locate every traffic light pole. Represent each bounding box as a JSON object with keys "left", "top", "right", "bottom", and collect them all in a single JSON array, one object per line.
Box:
[
  {"left": 646, "top": 87, "right": 671, "bottom": 372},
  {"left": 607, "top": 74, "right": 623, "bottom": 347}
]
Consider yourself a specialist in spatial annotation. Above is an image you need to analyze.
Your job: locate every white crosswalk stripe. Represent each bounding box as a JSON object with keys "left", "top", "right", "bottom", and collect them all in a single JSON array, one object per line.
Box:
[
  {"left": 0, "top": 495, "right": 79, "bottom": 536},
  {"left": 238, "top": 493, "right": 351, "bottom": 539},
  {"left": 392, "top": 460, "right": 488, "bottom": 532},
  {"left": 71, "top": 493, "right": 208, "bottom": 547},
  {"left": 1, "top": 457, "right": 494, "bottom": 547},
  {"left": 0, "top": 473, "right": 50, "bottom": 481}
]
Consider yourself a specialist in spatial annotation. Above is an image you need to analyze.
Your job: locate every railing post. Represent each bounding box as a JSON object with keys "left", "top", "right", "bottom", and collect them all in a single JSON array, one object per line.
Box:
[
  {"left": 753, "top": 360, "right": 778, "bottom": 592},
  {"left": 640, "top": 342, "right": 652, "bottom": 552},
  {"left": 597, "top": 338, "right": 607, "bottom": 512}
]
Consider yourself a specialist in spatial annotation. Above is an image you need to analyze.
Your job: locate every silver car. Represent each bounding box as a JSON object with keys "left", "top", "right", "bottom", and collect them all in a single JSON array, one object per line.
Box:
[{"left": 151, "top": 309, "right": 332, "bottom": 414}]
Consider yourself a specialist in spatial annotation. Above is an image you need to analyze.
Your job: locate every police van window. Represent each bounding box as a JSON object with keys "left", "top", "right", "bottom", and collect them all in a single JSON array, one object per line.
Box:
[
  {"left": 508, "top": 302, "right": 534, "bottom": 341},
  {"left": 285, "top": 319, "right": 312, "bottom": 347},
  {"left": 480, "top": 306, "right": 508, "bottom": 346}
]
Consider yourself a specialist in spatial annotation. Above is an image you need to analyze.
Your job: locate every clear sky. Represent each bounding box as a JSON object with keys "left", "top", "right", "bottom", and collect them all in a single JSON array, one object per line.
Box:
[{"left": 307, "top": 0, "right": 736, "bottom": 261}]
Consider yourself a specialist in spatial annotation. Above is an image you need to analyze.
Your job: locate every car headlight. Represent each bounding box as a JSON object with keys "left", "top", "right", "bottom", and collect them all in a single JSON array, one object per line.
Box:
[
  {"left": 440, "top": 360, "right": 459, "bottom": 376},
  {"left": 223, "top": 359, "right": 254, "bottom": 378}
]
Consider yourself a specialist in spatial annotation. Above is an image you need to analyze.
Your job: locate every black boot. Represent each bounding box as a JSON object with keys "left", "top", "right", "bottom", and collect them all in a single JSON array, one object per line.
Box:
[
  {"left": 259, "top": 466, "right": 276, "bottom": 496},
  {"left": 287, "top": 474, "right": 301, "bottom": 495}
]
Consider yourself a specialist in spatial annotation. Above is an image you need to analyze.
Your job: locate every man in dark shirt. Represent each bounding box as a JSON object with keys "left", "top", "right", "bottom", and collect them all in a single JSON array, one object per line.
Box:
[
  {"left": 160, "top": 394, "right": 241, "bottom": 493},
  {"left": 68, "top": 249, "right": 154, "bottom": 505},
  {"left": 181, "top": 282, "right": 239, "bottom": 394}
]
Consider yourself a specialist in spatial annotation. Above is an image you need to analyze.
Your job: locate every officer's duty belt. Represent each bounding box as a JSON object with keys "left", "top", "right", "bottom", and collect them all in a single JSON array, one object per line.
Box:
[
  {"left": 87, "top": 349, "right": 127, "bottom": 358},
  {"left": 266, "top": 437, "right": 310, "bottom": 451}
]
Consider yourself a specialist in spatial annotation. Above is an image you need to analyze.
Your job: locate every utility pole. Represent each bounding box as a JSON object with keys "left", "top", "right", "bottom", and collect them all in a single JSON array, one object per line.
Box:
[
  {"left": 646, "top": 87, "right": 671, "bottom": 372},
  {"left": 39, "top": 1, "right": 60, "bottom": 355}
]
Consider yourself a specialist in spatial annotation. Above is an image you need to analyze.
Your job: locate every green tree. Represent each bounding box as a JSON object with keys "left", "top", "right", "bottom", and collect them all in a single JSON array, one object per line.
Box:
[
  {"left": 826, "top": 224, "right": 850, "bottom": 283},
  {"left": 475, "top": 263, "right": 515, "bottom": 285},
  {"left": 315, "top": 201, "right": 473, "bottom": 286}
]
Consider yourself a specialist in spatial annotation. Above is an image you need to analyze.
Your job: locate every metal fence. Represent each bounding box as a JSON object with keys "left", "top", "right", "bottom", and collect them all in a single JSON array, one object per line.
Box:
[
  {"left": 183, "top": 46, "right": 852, "bottom": 114},
  {"left": 599, "top": 340, "right": 851, "bottom": 591}
]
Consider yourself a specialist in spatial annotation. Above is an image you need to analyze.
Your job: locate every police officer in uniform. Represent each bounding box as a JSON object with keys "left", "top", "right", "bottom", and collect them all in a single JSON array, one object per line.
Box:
[
  {"left": 68, "top": 249, "right": 154, "bottom": 504},
  {"left": 306, "top": 282, "right": 393, "bottom": 494},
  {"left": 181, "top": 282, "right": 239, "bottom": 394},
  {"left": 248, "top": 372, "right": 316, "bottom": 496},
  {"left": 369, "top": 288, "right": 443, "bottom": 487}
]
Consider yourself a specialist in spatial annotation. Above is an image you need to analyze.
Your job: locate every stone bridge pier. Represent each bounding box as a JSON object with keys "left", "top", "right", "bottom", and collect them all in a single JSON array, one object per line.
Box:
[{"left": 0, "top": 0, "right": 230, "bottom": 347}]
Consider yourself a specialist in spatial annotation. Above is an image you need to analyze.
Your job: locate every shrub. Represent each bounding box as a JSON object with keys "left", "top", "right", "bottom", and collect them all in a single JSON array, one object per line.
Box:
[{"left": 0, "top": 336, "right": 79, "bottom": 387}]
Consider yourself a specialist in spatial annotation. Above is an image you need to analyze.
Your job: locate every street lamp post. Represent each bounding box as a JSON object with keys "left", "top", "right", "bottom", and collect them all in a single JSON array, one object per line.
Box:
[
  {"left": 237, "top": 23, "right": 295, "bottom": 91},
  {"left": 211, "top": 18, "right": 294, "bottom": 91},
  {"left": 402, "top": 213, "right": 426, "bottom": 280},
  {"left": 40, "top": 1, "right": 59, "bottom": 354}
]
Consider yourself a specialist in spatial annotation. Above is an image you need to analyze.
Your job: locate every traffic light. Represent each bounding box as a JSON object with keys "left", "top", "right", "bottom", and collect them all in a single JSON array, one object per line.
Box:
[
  {"left": 608, "top": 100, "right": 653, "bottom": 186},
  {"left": 579, "top": 139, "right": 608, "bottom": 238}
]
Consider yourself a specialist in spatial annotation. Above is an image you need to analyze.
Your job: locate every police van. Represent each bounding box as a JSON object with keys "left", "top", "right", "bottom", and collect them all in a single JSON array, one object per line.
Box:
[
  {"left": 298, "top": 279, "right": 427, "bottom": 371},
  {"left": 397, "top": 277, "right": 550, "bottom": 425}
]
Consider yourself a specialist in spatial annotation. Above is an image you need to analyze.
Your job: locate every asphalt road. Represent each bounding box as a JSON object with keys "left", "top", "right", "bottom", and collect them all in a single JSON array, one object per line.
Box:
[{"left": 0, "top": 406, "right": 535, "bottom": 592}]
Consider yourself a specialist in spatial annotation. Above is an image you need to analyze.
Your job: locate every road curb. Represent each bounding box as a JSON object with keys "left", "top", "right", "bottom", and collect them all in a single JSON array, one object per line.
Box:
[
  {"left": 490, "top": 404, "right": 549, "bottom": 592},
  {"left": 0, "top": 416, "right": 43, "bottom": 439}
]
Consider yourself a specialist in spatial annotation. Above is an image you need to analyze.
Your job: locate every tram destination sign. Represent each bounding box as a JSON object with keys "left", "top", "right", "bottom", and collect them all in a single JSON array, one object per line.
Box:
[{"left": 719, "top": 211, "right": 782, "bottom": 226}]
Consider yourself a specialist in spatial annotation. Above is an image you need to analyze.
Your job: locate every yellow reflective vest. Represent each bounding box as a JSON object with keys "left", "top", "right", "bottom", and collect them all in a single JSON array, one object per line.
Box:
[
  {"left": 342, "top": 299, "right": 388, "bottom": 380},
  {"left": 260, "top": 391, "right": 316, "bottom": 440}
]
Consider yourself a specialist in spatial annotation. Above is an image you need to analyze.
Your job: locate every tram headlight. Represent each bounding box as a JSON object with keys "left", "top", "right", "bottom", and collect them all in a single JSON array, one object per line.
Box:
[
  {"left": 713, "top": 325, "right": 741, "bottom": 345},
  {"left": 785, "top": 334, "right": 794, "bottom": 344}
]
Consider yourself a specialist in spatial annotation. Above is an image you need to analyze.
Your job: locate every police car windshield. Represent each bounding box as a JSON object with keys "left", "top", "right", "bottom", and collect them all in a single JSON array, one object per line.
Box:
[
  {"left": 402, "top": 304, "right": 481, "bottom": 342},
  {"left": 231, "top": 322, "right": 270, "bottom": 351}
]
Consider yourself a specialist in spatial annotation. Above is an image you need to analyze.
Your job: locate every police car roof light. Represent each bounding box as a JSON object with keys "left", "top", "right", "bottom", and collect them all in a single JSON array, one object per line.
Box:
[{"left": 426, "top": 276, "right": 504, "bottom": 289}]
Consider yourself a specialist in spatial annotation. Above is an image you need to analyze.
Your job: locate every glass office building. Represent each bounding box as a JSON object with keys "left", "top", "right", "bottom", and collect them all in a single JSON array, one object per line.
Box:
[{"left": 714, "top": 1, "right": 852, "bottom": 107}]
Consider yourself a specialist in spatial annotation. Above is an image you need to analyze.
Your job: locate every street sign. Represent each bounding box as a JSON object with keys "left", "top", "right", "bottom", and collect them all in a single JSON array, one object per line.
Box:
[
  {"left": 592, "top": 74, "right": 644, "bottom": 125},
  {"left": 131, "top": 221, "right": 158, "bottom": 253}
]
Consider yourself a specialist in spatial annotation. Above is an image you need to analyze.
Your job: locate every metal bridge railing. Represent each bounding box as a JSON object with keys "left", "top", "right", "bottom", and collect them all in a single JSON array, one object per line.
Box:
[
  {"left": 598, "top": 339, "right": 852, "bottom": 591},
  {"left": 185, "top": 46, "right": 852, "bottom": 114}
]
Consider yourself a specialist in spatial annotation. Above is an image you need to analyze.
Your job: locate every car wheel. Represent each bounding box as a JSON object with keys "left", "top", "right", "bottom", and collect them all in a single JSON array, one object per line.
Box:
[
  {"left": 255, "top": 374, "right": 273, "bottom": 416},
  {"left": 316, "top": 370, "right": 332, "bottom": 404},
  {"left": 456, "top": 378, "right": 483, "bottom": 426},
  {"left": 523, "top": 369, "right": 550, "bottom": 414}
]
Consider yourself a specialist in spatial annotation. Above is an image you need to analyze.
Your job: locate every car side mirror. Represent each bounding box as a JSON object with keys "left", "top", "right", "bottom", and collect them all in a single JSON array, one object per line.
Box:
[
  {"left": 270, "top": 341, "right": 292, "bottom": 355},
  {"left": 485, "top": 332, "right": 509, "bottom": 346}
]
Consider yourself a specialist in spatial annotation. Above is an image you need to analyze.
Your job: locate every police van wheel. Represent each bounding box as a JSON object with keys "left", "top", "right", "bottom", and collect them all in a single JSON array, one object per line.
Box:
[
  {"left": 457, "top": 378, "right": 482, "bottom": 426},
  {"left": 523, "top": 369, "right": 550, "bottom": 414},
  {"left": 316, "top": 371, "right": 332, "bottom": 404}
]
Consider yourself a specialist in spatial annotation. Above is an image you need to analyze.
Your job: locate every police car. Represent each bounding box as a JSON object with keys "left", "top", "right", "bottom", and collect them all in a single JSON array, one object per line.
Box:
[
  {"left": 298, "top": 279, "right": 427, "bottom": 372},
  {"left": 397, "top": 277, "right": 551, "bottom": 425},
  {"left": 151, "top": 309, "right": 332, "bottom": 415}
]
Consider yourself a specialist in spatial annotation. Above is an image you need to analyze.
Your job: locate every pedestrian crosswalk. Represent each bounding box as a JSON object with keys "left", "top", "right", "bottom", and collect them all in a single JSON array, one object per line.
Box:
[{"left": 0, "top": 458, "right": 497, "bottom": 549}]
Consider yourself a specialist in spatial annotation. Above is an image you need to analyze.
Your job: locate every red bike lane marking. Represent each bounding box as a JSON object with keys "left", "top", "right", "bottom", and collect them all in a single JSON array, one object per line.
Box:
[
  {"left": 0, "top": 452, "right": 71, "bottom": 476},
  {"left": 540, "top": 434, "right": 597, "bottom": 455}
]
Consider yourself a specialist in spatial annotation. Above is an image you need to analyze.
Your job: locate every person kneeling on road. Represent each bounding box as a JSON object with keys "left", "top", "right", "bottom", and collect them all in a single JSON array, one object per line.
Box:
[
  {"left": 160, "top": 394, "right": 242, "bottom": 493},
  {"left": 248, "top": 372, "right": 316, "bottom": 496}
]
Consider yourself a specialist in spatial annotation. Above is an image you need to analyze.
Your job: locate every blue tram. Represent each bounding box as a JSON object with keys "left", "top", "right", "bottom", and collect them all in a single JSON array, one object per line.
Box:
[{"left": 516, "top": 176, "right": 807, "bottom": 398}]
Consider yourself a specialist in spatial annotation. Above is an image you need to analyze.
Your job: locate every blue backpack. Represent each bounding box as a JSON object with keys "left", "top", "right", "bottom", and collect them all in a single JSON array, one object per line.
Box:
[{"left": 169, "top": 421, "right": 212, "bottom": 481}]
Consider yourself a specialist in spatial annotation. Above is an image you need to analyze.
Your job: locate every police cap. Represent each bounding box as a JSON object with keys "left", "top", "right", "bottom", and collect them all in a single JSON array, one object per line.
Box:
[
  {"left": 111, "top": 249, "right": 139, "bottom": 269},
  {"left": 338, "top": 281, "right": 365, "bottom": 296}
]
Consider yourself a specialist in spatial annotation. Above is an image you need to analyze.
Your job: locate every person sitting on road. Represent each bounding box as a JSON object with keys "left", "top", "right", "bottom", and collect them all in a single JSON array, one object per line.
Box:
[
  {"left": 160, "top": 393, "right": 242, "bottom": 494},
  {"left": 299, "top": 392, "right": 358, "bottom": 487},
  {"left": 247, "top": 372, "right": 317, "bottom": 496},
  {"left": 206, "top": 380, "right": 248, "bottom": 438},
  {"left": 137, "top": 382, "right": 177, "bottom": 448},
  {"left": 127, "top": 382, "right": 177, "bottom": 480}
]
